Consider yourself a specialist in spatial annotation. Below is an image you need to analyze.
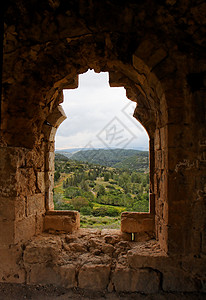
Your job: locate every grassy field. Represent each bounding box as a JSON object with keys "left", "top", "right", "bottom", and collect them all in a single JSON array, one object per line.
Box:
[
  {"left": 93, "top": 202, "right": 126, "bottom": 213},
  {"left": 80, "top": 215, "right": 121, "bottom": 229}
]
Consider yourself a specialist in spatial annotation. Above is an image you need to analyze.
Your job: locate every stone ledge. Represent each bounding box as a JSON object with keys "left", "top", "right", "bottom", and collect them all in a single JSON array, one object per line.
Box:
[
  {"left": 121, "top": 212, "right": 155, "bottom": 236},
  {"left": 44, "top": 210, "right": 80, "bottom": 233}
]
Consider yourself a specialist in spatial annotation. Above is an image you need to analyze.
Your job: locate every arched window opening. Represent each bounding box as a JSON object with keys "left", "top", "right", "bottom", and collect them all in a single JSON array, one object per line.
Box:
[{"left": 54, "top": 70, "right": 149, "bottom": 229}]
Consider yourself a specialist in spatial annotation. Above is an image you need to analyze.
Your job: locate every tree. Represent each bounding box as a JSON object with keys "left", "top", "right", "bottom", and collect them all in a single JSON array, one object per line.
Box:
[
  {"left": 64, "top": 186, "right": 81, "bottom": 198},
  {"left": 123, "top": 182, "right": 130, "bottom": 194},
  {"left": 53, "top": 192, "right": 64, "bottom": 209},
  {"left": 107, "top": 207, "right": 119, "bottom": 217},
  {"left": 80, "top": 180, "right": 89, "bottom": 192},
  {"left": 63, "top": 178, "right": 69, "bottom": 188},
  {"left": 80, "top": 206, "right": 92, "bottom": 215},
  {"left": 70, "top": 196, "right": 89, "bottom": 211},
  {"left": 54, "top": 171, "right": 60, "bottom": 182},
  {"left": 97, "top": 185, "right": 105, "bottom": 197},
  {"left": 131, "top": 172, "right": 141, "bottom": 183},
  {"left": 104, "top": 172, "right": 110, "bottom": 181},
  {"left": 92, "top": 207, "right": 107, "bottom": 217}
]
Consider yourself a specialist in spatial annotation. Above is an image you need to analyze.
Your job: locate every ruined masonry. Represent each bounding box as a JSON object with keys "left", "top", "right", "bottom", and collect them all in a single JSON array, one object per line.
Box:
[{"left": 0, "top": 0, "right": 206, "bottom": 297}]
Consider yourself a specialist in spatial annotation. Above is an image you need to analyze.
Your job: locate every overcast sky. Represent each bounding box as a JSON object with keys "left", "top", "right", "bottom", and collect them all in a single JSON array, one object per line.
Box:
[{"left": 55, "top": 70, "right": 149, "bottom": 151}]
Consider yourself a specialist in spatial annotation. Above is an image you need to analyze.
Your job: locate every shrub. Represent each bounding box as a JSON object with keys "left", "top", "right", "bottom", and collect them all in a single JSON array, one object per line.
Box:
[
  {"left": 61, "top": 203, "right": 75, "bottom": 210},
  {"left": 132, "top": 199, "right": 149, "bottom": 212},
  {"left": 53, "top": 192, "right": 64, "bottom": 209},
  {"left": 92, "top": 207, "right": 107, "bottom": 217},
  {"left": 92, "top": 206, "right": 120, "bottom": 217},
  {"left": 80, "top": 206, "right": 92, "bottom": 215},
  {"left": 106, "top": 185, "right": 115, "bottom": 189},
  {"left": 106, "top": 207, "right": 119, "bottom": 217},
  {"left": 97, "top": 185, "right": 105, "bottom": 196},
  {"left": 64, "top": 187, "right": 81, "bottom": 198},
  {"left": 54, "top": 171, "right": 60, "bottom": 182},
  {"left": 109, "top": 180, "right": 117, "bottom": 185},
  {"left": 104, "top": 172, "right": 110, "bottom": 181},
  {"left": 70, "top": 197, "right": 89, "bottom": 211}
]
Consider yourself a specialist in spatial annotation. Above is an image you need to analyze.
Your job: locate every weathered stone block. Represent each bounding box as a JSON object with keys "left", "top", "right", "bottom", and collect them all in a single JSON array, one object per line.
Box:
[
  {"left": 127, "top": 240, "right": 169, "bottom": 269},
  {"left": 163, "top": 270, "right": 199, "bottom": 292},
  {"left": 0, "top": 196, "right": 25, "bottom": 221},
  {"left": 0, "top": 171, "right": 18, "bottom": 198},
  {"left": 45, "top": 190, "right": 54, "bottom": 211},
  {"left": 68, "top": 242, "right": 87, "bottom": 253},
  {"left": 156, "top": 222, "right": 168, "bottom": 253},
  {"left": 25, "top": 148, "right": 44, "bottom": 170},
  {"left": 24, "top": 236, "right": 61, "bottom": 265},
  {"left": 27, "top": 193, "right": 45, "bottom": 216},
  {"left": 45, "top": 171, "right": 54, "bottom": 193},
  {"left": 0, "top": 247, "right": 25, "bottom": 283},
  {"left": 149, "top": 193, "right": 155, "bottom": 215},
  {"left": 29, "top": 264, "right": 61, "bottom": 285},
  {"left": 112, "top": 266, "right": 160, "bottom": 293},
  {"left": 0, "top": 220, "right": 15, "bottom": 246},
  {"left": 155, "top": 149, "right": 163, "bottom": 169},
  {"left": 58, "top": 264, "right": 77, "bottom": 288},
  {"left": 44, "top": 211, "right": 80, "bottom": 233},
  {"left": 15, "top": 215, "right": 36, "bottom": 243},
  {"left": 0, "top": 147, "right": 25, "bottom": 172},
  {"left": 133, "top": 55, "right": 150, "bottom": 77},
  {"left": 45, "top": 151, "right": 55, "bottom": 171},
  {"left": 121, "top": 212, "right": 155, "bottom": 234},
  {"left": 167, "top": 226, "right": 186, "bottom": 255},
  {"left": 0, "top": 198, "right": 15, "bottom": 221},
  {"left": 78, "top": 264, "right": 110, "bottom": 290},
  {"left": 154, "top": 128, "right": 161, "bottom": 150},
  {"left": 35, "top": 213, "right": 44, "bottom": 234},
  {"left": 36, "top": 171, "right": 45, "bottom": 193},
  {"left": 160, "top": 126, "right": 167, "bottom": 150},
  {"left": 57, "top": 264, "right": 77, "bottom": 288},
  {"left": 42, "top": 124, "right": 57, "bottom": 141},
  {"left": 102, "top": 243, "right": 115, "bottom": 254},
  {"left": 46, "top": 105, "right": 67, "bottom": 128},
  {"left": 17, "top": 167, "right": 36, "bottom": 196}
]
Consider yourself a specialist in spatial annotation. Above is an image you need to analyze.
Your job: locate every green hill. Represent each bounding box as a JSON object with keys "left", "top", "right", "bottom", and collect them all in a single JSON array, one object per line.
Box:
[
  {"left": 64, "top": 148, "right": 149, "bottom": 171},
  {"left": 114, "top": 154, "right": 149, "bottom": 171},
  {"left": 55, "top": 153, "right": 69, "bottom": 161}
]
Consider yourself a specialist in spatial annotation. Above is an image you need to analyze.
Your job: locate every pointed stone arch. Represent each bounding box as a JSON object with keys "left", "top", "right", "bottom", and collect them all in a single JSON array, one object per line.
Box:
[{"left": 1, "top": 5, "right": 205, "bottom": 292}]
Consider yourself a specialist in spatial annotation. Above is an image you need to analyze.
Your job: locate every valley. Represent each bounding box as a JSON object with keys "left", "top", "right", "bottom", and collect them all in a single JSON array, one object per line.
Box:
[{"left": 54, "top": 149, "right": 149, "bottom": 229}]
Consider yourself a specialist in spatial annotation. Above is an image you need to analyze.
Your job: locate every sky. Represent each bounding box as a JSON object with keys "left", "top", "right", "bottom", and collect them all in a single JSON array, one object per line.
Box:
[{"left": 55, "top": 70, "right": 149, "bottom": 151}]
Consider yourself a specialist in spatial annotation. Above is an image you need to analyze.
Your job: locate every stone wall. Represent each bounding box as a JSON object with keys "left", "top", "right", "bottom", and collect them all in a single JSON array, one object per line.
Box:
[
  {"left": 19, "top": 230, "right": 206, "bottom": 293},
  {"left": 0, "top": 0, "right": 205, "bottom": 295},
  {"left": 0, "top": 146, "right": 45, "bottom": 247}
]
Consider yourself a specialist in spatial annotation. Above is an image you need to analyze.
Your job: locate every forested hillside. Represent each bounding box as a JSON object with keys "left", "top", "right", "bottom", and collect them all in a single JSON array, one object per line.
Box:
[
  {"left": 56, "top": 148, "right": 149, "bottom": 171},
  {"left": 54, "top": 151, "right": 149, "bottom": 229}
]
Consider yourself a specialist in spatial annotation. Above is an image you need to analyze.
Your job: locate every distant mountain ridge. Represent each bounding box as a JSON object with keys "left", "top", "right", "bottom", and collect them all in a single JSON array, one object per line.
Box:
[
  {"left": 55, "top": 148, "right": 149, "bottom": 171},
  {"left": 56, "top": 148, "right": 94, "bottom": 153}
]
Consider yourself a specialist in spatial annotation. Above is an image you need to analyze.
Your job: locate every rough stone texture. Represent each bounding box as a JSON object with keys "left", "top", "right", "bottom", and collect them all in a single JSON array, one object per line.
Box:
[
  {"left": 44, "top": 211, "right": 80, "bottom": 233},
  {"left": 10, "top": 230, "right": 206, "bottom": 295},
  {"left": 78, "top": 264, "right": 111, "bottom": 291},
  {"left": 22, "top": 231, "right": 161, "bottom": 291},
  {"left": 0, "top": 246, "right": 26, "bottom": 284},
  {"left": 111, "top": 266, "right": 160, "bottom": 293},
  {"left": 1, "top": 0, "right": 206, "bottom": 296},
  {"left": 121, "top": 212, "right": 155, "bottom": 240}
]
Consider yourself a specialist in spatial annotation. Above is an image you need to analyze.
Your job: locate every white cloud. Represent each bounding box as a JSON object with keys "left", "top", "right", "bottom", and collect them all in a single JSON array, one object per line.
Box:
[{"left": 55, "top": 70, "right": 149, "bottom": 150}]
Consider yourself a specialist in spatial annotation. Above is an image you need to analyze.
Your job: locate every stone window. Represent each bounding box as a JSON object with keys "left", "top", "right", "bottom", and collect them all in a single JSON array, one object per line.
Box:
[{"left": 43, "top": 71, "right": 155, "bottom": 243}]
